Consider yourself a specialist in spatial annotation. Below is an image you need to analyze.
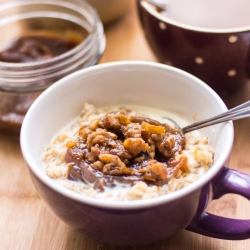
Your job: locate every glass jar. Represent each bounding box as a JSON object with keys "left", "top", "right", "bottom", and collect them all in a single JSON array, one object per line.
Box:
[{"left": 0, "top": 0, "right": 105, "bottom": 135}]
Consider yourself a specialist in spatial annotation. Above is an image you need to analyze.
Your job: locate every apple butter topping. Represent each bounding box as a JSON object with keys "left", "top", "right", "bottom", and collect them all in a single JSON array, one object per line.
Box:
[{"left": 65, "top": 111, "right": 190, "bottom": 192}]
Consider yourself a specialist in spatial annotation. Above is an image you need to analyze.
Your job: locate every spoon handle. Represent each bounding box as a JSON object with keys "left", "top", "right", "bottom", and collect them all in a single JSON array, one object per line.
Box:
[{"left": 182, "top": 100, "right": 250, "bottom": 133}]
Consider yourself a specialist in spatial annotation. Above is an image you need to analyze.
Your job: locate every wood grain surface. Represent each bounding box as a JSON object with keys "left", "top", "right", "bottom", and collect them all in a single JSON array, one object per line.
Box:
[{"left": 1, "top": 1, "right": 250, "bottom": 249}]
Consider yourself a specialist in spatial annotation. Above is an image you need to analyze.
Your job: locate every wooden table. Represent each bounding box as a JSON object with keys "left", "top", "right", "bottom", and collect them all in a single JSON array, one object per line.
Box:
[{"left": 1, "top": 2, "right": 250, "bottom": 249}]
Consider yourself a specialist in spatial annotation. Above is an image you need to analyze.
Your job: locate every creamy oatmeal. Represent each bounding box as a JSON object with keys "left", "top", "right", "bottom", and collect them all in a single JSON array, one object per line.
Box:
[{"left": 43, "top": 103, "right": 214, "bottom": 201}]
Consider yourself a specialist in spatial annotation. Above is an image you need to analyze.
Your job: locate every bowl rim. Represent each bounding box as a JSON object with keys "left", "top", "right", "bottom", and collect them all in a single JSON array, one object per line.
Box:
[
  {"left": 20, "top": 61, "right": 234, "bottom": 210},
  {"left": 140, "top": 0, "right": 250, "bottom": 34}
]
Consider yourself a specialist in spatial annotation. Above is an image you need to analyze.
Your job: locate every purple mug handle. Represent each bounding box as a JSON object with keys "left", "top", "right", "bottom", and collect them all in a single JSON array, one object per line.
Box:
[{"left": 186, "top": 167, "right": 250, "bottom": 240}]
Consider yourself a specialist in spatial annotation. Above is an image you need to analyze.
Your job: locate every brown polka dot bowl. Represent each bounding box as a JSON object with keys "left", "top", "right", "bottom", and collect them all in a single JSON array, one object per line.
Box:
[{"left": 137, "top": 0, "right": 250, "bottom": 95}]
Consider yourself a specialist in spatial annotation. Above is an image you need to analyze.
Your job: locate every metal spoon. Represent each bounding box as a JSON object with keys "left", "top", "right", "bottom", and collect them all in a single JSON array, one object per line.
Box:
[{"left": 168, "top": 100, "right": 250, "bottom": 134}]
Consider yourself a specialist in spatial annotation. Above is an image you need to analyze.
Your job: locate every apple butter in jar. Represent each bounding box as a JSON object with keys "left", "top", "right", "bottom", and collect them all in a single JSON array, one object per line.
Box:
[{"left": 0, "top": 0, "right": 105, "bottom": 135}]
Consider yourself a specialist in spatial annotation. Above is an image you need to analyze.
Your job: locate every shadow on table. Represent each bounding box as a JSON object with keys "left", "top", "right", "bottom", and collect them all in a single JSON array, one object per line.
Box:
[{"left": 64, "top": 228, "right": 222, "bottom": 250}]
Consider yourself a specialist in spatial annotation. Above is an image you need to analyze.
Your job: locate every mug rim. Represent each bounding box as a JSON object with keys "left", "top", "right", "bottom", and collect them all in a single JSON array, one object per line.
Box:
[
  {"left": 20, "top": 61, "right": 234, "bottom": 210},
  {"left": 141, "top": 1, "right": 250, "bottom": 34}
]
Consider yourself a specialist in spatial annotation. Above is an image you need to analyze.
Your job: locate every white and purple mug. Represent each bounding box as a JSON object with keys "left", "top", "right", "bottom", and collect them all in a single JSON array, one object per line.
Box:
[{"left": 21, "top": 62, "right": 250, "bottom": 245}]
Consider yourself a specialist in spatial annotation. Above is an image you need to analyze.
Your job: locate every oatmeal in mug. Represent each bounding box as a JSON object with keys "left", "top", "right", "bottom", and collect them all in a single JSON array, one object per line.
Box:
[{"left": 43, "top": 103, "right": 214, "bottom": 201}]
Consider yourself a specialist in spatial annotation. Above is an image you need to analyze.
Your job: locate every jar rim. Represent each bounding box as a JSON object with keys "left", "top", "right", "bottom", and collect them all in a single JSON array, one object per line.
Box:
[
  {"left": 0, "top": 0, "right": 100, "bottom": 68},
  {"left": 0, "top": 0, "right": 105, "bottom": 91}
]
